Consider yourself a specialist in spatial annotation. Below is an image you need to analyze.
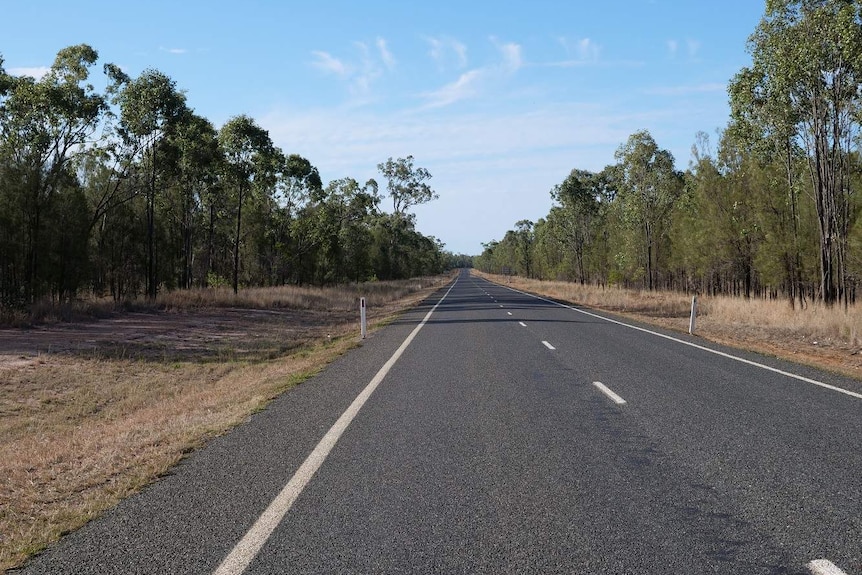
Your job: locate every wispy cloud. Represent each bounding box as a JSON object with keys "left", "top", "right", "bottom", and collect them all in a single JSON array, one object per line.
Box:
[
  {"left": 311, "top": 39, "right": 397, "bottom": 101},
  {"left": 159, "top": 46, "right": 188, "bottom": 55},
  {"left": 376, "top": 37, "right": 396, "bottom": 71},
  {"left": 9, "top": 66, "right": 50, "bottom": 79},
  {"left": 687, "top": 39, "right": 701, "bottom": 59},
  {"left": 426, "top": 36, "right": 468, "bottom": 70},
  {"left": 544, "top": 36, "right": 602, "bottom": 67},
  {"left": 421, "top": 69, "right": 484, "bottom": 108},
  {"left": 666, "top": 38, "right": 700, "bottom": 60},
  {"left": 311, "top": 50, "right": 349, "bottom": 76},
  {"left": 422, "top": 38, "right": 523, "bottom": 108}
]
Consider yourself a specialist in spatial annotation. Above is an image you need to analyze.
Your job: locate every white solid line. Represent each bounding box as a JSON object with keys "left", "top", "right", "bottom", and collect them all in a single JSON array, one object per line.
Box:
[
  {"left": 542, "top": 341, "right": 556, "bottom": 350},
  {"left": 211, "top": 278, "right": 459, "bottom": 575},
  {"left": 593, "top": 381, "right": 627, "bottom": 405},
  {"left": 808, "top": 559, "right": 848, "bottom": 575},
  {"left": 499, "top": 284, "right": 862, "bottom": 401},
  {"left": 519, "top": 322, "right": 527, "bottom": 327}
]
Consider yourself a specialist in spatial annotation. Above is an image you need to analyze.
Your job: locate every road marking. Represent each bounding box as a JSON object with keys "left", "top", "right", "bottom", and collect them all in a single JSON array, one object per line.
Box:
[
  {"left": 212, "top": 278, "right": 459, "bottom": 575},
  {"left": 808, "top": 559, "right": 848, "bottom": 575},
  {"left": 519, "top": 322, "right": 527, "bottom": 327},
  {"left": 542, "top": 341, "right": 556, "bottom": 350},
  {"left": 499, "top": 304, "right": 504, "bottom": 308},
  {"left": 593, "top": 381, "right": 627, "bottom": 405},
  {"left": 507, "top": 312, "right": 513, "bottom": 316},
  {"left": 498, "top": 283, "right": 862, "bottom": 401}
]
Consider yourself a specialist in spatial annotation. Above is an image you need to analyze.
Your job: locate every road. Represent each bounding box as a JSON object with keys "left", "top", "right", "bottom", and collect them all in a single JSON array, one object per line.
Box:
[{"left": 15, "top": 270, "right": 862, "bottom": 574}]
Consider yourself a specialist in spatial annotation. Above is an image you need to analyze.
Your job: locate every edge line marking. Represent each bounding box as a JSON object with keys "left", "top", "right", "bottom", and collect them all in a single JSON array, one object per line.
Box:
[
  {"left": 496, "top": 282, "right": 862, "bottom": 401},
  {"left": 212, "top": 278, "right": 459, "bottom": 575}
]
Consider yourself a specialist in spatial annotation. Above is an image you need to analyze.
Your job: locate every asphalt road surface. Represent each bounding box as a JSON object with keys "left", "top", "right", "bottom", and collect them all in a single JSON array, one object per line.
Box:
[{"left": 15, "top": 270, "right": 862, "bottom": 574}]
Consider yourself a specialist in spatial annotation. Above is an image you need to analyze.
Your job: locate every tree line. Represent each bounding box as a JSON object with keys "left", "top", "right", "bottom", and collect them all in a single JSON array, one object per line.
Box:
[
  {"left": 475, "top": 0, "right": 862, "bottom": 307},
  {"left": 0, "top": 45, "right": 461, "bottom": 310}
]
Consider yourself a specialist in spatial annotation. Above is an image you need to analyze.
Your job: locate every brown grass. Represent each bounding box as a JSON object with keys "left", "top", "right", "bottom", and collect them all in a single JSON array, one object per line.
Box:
[
  {"left": 0, "top": 274, "right": 453, "bottom": 572},
  {"left": 474, "top": 271, "right": 862, "bottom": 379}
]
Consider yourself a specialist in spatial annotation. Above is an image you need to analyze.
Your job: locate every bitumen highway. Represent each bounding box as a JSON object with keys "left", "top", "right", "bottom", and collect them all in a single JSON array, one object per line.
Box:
[{"left": 14, "top": 269, "right": 862, "bottom": 574}]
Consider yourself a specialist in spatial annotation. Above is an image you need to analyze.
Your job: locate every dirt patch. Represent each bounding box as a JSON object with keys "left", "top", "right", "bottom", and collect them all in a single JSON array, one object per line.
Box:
[{"left": 0, "top": 307, "right": 369, "bottom": 364}]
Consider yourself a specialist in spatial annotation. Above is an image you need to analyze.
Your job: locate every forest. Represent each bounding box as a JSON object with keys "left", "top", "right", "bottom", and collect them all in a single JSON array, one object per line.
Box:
[
  {"left": 475, "top": 0, "right": 862, "bottom": 308},
  {"left": 0, "top": 46, "right": 463, "bottom": 311}
]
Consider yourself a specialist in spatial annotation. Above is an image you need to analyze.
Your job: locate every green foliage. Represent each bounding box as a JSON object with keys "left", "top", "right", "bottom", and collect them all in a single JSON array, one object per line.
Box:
[{"left": 0, "top": 46, "right": 446, "bottom": 314}]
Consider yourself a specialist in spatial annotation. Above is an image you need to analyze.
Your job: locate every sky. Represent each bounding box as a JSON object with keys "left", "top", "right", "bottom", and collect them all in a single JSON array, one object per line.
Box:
[{"left": 1, "top": 0, "right": 767, "bottom": 255}]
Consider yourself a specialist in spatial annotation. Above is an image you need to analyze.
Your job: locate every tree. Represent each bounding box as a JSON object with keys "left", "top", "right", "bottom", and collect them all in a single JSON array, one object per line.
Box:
[
  {"left": 111, "top": 68, "right": 188, "bottom": 298},
  {"left": 614, "top": 130, "right": 684, "bottom": 290},
  {"left": 730, "top": 0, "right": 862, "bottom": 305},
  {"left": 0, "top": 44, "right": 105, "bottom": 303},
  {"left": 377, "top": 155, "right": 437, "bottom": 215},
  {"left": 219, "top": 115, "right": 278, "bottom": 294},
  {"left": 551, "top": 169, "right": 602, "bottom": 284}
]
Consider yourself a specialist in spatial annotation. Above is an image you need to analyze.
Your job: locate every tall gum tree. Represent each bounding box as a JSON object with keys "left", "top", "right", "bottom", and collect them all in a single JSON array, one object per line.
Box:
[
  {"left": 730, "top": 0, "right": 862, "bottom": 305},
  {"left": 613, "top": 130, "right": 684, "bottom": 290},
  {"left": 219, "top": 115, "right": 278, "bottom": 294},
  {"left": 0, "top": 44, "right": 105, "bottom": 303}
]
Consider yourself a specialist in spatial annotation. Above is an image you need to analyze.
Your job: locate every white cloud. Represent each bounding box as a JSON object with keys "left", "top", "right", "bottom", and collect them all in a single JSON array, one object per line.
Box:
[
  {"left": 426, "top": 36, "right": 468, "bottom": 70},
  {"left": 496, "top": 40, "right": 523, "bottom": 73},
  {"left": 376, "top": 37, "right": 395, "bottom": 71},
  {"left": 311, "top": 50, "right": 349, "bottom": 76},
  {"left": 159, "top": 46, "right": 188, "bottom": 55},
  {"left": 667, "top": 39, "right": 678, "bottom": 58},
  {"left": 687, "top": 39, "right": 701, "bottom": 59},
  {"left": 421, "top": 69, "right": 484, "bottom": 108},
  {"left": 9, "top": 66, "right": 50, "bottom": 79},
  {"left": 420, "top": 37, "right": 522, "bottom": 108}
]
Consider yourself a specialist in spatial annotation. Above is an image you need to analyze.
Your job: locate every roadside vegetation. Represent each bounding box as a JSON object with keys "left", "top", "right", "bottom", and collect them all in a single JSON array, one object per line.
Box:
[{"left": 476, "top": 1, "right": 862, "bottom": 311}]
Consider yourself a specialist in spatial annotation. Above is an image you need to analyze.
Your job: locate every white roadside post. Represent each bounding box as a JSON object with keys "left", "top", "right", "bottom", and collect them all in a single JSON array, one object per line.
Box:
[
  {"left": 360, "top": 297, "right": 367, "bottom": 339},
  {"left": 689, "top": 295, "right": 698, "bottom": 335}
]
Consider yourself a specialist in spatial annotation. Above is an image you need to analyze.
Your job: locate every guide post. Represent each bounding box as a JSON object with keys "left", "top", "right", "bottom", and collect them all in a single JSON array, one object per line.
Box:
[{"left": 360, "top": 297, "right": 367, "bottom": 339}]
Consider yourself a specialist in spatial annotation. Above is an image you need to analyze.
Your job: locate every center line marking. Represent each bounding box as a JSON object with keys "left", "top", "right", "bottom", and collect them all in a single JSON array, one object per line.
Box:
[
  {"left": 808, "top": 559, "right": 848, "bottom": 575},
  {"left": 542, "top": 341, "right": 556, "bottom": 350},
  {"left": 507, "top": 312, "right": 512, "bottom": 316},
  {"left": 519, "top": 322, "right": 527, "bottom": 327},
  {"left": 212, "top": 279, "right": 459, "bottom": 575},
  {"left": 593, "top": 381, "right": 627, "bottom": 405}
]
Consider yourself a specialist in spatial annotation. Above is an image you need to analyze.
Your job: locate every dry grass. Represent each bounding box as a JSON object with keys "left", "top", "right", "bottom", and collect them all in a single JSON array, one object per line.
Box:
[
  {"left": 474, "top": 271, "right": 862, "bottom": 379},
  {"left": 155, "top": 278, "right": 447, "bottom": 313},
  {"left": 0, "top": 274, "right": 453, "bottom": 572}
]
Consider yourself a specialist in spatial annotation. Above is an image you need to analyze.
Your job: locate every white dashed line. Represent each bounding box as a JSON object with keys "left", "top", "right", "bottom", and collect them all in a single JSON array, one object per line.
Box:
[
  {"left": 542, "top": 341, "right": 556, "bottom": 350},
  {"left": 507, "top": 312, "right": 512, "bottom": 316},
  {"left": 519, "top": 322, "right": 527, "bottom": 327},
  {"left": 808, "top": 559, "right": 848, "bottom": 575},
  {"left": 499, "top": 283, "right": 862, "bottom": 401},
  {"left": 593, "top": 381, "right": 627, "bottom": 405}
]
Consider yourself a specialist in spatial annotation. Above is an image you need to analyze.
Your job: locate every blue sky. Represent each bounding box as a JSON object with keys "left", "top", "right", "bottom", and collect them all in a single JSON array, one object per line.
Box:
[{"left": 2, "top": 0, "right": 766, "bottom": 255}]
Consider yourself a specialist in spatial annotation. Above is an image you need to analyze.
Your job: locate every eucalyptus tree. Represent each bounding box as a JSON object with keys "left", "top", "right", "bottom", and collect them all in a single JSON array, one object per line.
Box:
[
  {"left": 550, "top": 169, "right": 603, "bottom": 284},
  {"left": 109, "top": 68, "right": 188, "bottom": 298},
  {"left": 614, "top": 130, "right": 684, "bottom": 290},
  {"left": 166, "top": 112, "right": 221, "bottom": 288},
  {"left": 0, "top": 44, "right": 106, "bottom": 303},
  {"left": 219, "top": 115, "right": 279, "bottom": 294},
  {"left": 376, "top": 155, "right": 437, "bottom": 277},
  {"left": 730, "top": 0, "right": 862, "bottom": 305}
]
